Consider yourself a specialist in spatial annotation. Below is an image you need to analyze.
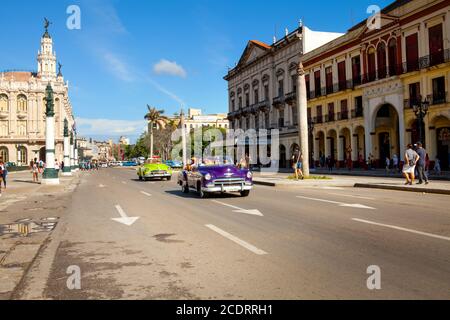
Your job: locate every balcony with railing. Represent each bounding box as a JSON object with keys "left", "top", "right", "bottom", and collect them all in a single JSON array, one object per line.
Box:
[
  {"left": 351, "top": 108, "right": 364, "bottom": 118},
  {"left": 427, "top": 92, "right": 448, "bottom": 106},
  {"left": 337, "top": 110, "right": 349, "bottom": 120},
  {"left": 314, "top": 115, "right": 323, "bottom": 124},
  {"left": 285, "top": 91, "right": 297, "bottom": 105},
  {"left": 273, "top": 95, "right": 285, "bottom": 107}
]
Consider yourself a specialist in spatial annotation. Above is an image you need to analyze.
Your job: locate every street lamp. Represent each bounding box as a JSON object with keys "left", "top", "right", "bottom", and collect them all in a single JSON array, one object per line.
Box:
[
  {"left": 308, "top": 119, "right": 315, "bottom": 168},
  {"left": 413, "top": 97, "right": 429, "bottom": 144}
]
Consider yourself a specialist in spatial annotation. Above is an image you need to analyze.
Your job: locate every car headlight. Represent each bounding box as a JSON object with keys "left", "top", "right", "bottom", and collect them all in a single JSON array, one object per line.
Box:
[
  {"left": 247, "top": 171, "right": 253, "bottom": 179},
  {"left": 204, "top": 173, "right": 212, "bottom": 181}
]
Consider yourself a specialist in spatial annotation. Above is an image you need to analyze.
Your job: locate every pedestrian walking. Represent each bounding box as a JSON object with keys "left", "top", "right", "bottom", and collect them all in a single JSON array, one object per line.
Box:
[
  {"left": 385, "top": 156, "right": 391, "bottom": 174},
  {"left": 55, "top": 159, "right": 60, "bottom": 175},
  {"left": 326, "top": 155, "right": 334, "bottom": 172},
  {"left": 0, "top": 160, "right": 7, "bottom": 189},
  {"left": 0, "top": 161, "right": 4, "bottom": 197},
  {"left": 415, "top": 142, "right": 429, "bottom": 185},
  {"left": 31, "top": 158, "right": 39, "bottom": 183},
  {"left": 392, "top": 154, "right": 399, "bottom": 173},
  {"left": 402, "top": 144, "right": 419, "bottom": 185},
  {"left": 61, "top": 160, "right": 65, "bottom": 172},
  {"left": 434, "top": 156, "right": 441, "bottom": 176},
  {"left": 292, "top": 150, "right": 304, "bottom": 180}
]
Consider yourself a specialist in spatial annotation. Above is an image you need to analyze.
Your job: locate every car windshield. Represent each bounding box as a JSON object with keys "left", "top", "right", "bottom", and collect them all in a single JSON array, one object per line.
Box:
[
  {"left": 197, "top": 156, "right": 235, "bottom": 167},
  {"left": 145, "top": 158, "right": 162, "bottom": 165}
]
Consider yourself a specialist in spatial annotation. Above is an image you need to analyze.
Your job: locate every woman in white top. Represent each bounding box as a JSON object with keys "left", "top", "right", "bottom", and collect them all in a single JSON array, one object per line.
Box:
[{"left": 402, "top": 144, "right": 419, "bottom": 185}]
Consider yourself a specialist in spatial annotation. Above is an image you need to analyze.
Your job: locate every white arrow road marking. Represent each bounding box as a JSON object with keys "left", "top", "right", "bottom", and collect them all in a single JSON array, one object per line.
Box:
[
  {"left": 296, "top": 196, "right": 376, "bottom": 210},
  {"left": 205, "top": 224, "right": 267, "bottom": 255},
  {"left": 352, "top": 218, "right": 450, "bottom": 242},
  {"left": 112, "top": 205, "right": 140, "bottom": 226},
  {"left": 98, "top": 184, "right": 106, "bottom": 188},
  {"left": 211, "top": 200, "right": 263, "bottom": 216},
  {"left": 140, "top": 191, "right": 152, "bottom": 197}
]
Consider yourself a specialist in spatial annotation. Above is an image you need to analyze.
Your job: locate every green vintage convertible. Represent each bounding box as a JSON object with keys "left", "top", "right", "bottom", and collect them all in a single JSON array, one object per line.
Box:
[{"left": 137, "top": 158, "right": 173, "bottom": 181}]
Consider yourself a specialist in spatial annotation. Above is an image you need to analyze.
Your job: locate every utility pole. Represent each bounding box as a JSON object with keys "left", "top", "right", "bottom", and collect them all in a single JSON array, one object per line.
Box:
[{"left": 297, "top": 62, "right": 310, "bottom": 177}]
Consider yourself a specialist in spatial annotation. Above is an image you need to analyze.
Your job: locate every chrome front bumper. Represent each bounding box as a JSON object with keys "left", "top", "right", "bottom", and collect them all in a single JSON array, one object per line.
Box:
[
  {"left": 202, "top": 183, "right": 253, "bottom": 193},
  {"left": 143, "top": 172, "right": 172, "bottom": 178}
]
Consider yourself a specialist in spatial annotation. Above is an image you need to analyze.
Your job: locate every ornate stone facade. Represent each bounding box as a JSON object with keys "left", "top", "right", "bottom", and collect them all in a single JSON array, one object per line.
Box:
[{"left": 0, "top": 24, "right": 75, "bottom": 165}]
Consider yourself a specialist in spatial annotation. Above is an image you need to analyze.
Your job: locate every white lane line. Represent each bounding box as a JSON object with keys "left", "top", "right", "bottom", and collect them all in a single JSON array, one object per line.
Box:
[
  {"left": 122, "top": 181, "right": 127, "bottom": 185},
  {"left": 320, "top": 187, "right": 345, "bottom": 190},
  {"left": 352, "top": 218, "right": 450, "bottom": 242},
  {"left": 327, "top": 193, "right": 375, "bottom": 200},
  {"left": 211, "top": 200, "right": 263, "bottom": 216},
  {"left": 140, "top": 191, "right": 152, "bottom": 197},
  {"left": 205, "top": 224, "right": 267, "bottom": 255},
  {"left": 98, "top": 184, "right": 106, "bottom": 188},
  {"left": 296, "top": 196, "right": 376, "bottom": 210}
]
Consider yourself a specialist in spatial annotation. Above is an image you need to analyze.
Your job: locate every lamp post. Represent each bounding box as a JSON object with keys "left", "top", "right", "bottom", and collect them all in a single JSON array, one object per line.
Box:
[
  {"left": 42, "top": 83, "right": 60, "bottom": 185},
  {"left": 308, "top": 119, "right": 315, "bottom": 168},
  {"left": 62, "top": 118, "right": 72, "bottom": 176},
  {"left": 413, "top": 97, "right": 429, "bottom": 144}
]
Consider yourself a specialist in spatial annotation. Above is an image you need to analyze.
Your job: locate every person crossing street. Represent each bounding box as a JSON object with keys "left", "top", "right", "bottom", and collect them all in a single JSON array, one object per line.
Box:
[{"left": 416, "top": 142, "right": 429, "bottom": 185}]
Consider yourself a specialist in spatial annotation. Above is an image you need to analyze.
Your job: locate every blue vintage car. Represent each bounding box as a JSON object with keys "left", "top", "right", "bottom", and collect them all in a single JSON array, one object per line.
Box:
[
  {"left": 177, "top": 157, "right": 253, "bottom": 198},
  {"left": 165, "top": 160, "right": 183, "bottom": 169}
]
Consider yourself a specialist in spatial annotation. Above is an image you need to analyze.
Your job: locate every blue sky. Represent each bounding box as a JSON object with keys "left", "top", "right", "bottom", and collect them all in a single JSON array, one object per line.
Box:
[{"left": 0, "top": 0, "right": 392, "bottom": 142}]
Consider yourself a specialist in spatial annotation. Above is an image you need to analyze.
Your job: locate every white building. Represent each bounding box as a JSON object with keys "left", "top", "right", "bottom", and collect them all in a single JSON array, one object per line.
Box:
[{"left": 0, "top": 23, "right": 75, "bottom": 165}]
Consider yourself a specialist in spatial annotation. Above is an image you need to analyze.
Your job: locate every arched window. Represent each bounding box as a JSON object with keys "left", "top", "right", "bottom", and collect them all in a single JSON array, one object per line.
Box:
[
  {"left": 18, "top": 146, "right": 27, "bottom": 165},
  {"left": 377, "top": 42, "right": 387, "bottom": 79},
  {"left": 0, "top": 94, "right": 8, "bottom": 112},
  {"left": 388, "top": 38, "right": 398, "bottom": 75},
  {"left": 0, "top": 146, "right": 8, "bottom": 162},
  {"left": 17, "top": 95, "right": 27, "bottom": 113},
  {"left": 0, "top": 121, "right": 8, "bottom": 137}
]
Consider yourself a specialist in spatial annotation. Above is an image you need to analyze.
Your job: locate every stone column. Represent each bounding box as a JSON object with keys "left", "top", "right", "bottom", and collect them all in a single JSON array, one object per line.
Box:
[
  {"left": 74, "top": 133, "right": 79, "bottom": 171},
  {"left": 351, "top": 130, "right": 358, "bottom": 161},
  {"left": 297, "top": 62, "right": 310, "bottom": 176},
  {"left": 337, "top": 135, "right": 344, "bottom": 162},
  {"left": 313, "top": 132, "right": 319, "bottom": 163},
  {"left": 42, "top": 83, "right": 59, "bottom": 185},
  {"left": 62, "top": 118, "right": 72, "bottom": 176}
]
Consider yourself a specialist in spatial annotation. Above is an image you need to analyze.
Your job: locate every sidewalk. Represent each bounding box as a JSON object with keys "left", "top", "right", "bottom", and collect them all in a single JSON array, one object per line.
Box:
[
  {"left": 253, "top": 171, "right": 450, "bottom": 195},
  {"left": 0, "top": 170, "right": 79, "bottom": 299}
]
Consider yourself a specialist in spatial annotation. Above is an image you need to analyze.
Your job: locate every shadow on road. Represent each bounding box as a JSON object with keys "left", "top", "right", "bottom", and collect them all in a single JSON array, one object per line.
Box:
[
  {"left": 13, "top": 179, "right": 41, "bottom": 185},
  {"left": 165, "top": 190, "right": 241, "bottom": 199}
]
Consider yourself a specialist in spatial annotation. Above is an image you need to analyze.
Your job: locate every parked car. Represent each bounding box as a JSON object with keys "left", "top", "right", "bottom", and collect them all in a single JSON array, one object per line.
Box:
[
  {"left": 122, "top": 161, "right": 137, "bottom": 167},
  {"left": 165, "top": 160, "right": 183, "bottom": 169},
  {"left": 137, "top": 158, "right": 172, "bottom": 181},
  {"left": 177, "top": 156, "right": 253, "bottom": 198}
]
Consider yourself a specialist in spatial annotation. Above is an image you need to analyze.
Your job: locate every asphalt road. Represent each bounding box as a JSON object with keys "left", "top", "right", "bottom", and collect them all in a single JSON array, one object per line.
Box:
[{"left": 17, "top": 168, "right": 450, "bottom": 299}]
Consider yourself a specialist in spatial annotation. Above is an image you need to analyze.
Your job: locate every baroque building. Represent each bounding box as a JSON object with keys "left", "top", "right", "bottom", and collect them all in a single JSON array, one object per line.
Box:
[
  {"left": 224, "top": 23, "right": 343, "bottom": 167},
  {"left": 0, "top": 23, "right": 75, "bottom": 165},
  {"left": 226, "top": 0, "right": 450, "bottom": 171}
]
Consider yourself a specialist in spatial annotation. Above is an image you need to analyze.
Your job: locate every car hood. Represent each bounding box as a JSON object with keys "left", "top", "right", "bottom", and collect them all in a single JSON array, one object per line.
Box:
[
  {"left": 199, "top": 165, "right": 247, "bottom": 178},
  {"left": 142, "top": 164, "right": 170, "bottom": 171}
]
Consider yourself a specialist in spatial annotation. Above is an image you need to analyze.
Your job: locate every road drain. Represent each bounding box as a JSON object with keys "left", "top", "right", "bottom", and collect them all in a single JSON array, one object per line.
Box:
[{"left": 0, "top": 217, "right": 59, "bottom": 237}]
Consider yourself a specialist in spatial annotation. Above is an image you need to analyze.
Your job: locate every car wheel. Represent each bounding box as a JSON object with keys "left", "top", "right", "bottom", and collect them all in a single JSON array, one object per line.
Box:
[
  {"left": 197, "top": 182, "right": 207, "bottom": 198},
  {"left": 167, "top": 176, "right": 172, "bottom": 181},
  {"left": 182, "top": 181, "right": 189, "bottom": 193},
  {"left": 240, "top": 190, "right": 250, "bottom": 197},
  {"left": 138, "top": 175, "right": 143, "bottom": 181}
]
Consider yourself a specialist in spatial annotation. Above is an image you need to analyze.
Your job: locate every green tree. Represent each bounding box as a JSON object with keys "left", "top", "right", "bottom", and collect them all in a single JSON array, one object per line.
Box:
[{"left": 144, "top": 105, "right": 169, "bottom": 158}]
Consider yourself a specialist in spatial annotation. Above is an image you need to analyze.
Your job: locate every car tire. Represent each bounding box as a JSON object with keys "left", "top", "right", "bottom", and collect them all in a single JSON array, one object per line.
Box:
[
  {"left": 182, "top": 181, "right": 189, "bottom": 193},
  {"left": 167, "top": 176, "right": 172, "bottom": 181},
  {"left": 240, "top": 190, "right": 250, "bottom": 197},
  {"left": 138, "top": 175, "right": 143, "bottom": 181}
]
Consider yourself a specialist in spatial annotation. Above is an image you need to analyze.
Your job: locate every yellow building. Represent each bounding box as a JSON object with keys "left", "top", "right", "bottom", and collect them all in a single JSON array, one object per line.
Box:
[{"left": 302, "top": 0, "right": 450, "bottom": 170}]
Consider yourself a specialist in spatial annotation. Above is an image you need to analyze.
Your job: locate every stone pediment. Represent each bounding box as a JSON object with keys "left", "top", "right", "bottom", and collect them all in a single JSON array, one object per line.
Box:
[
  {"left": 237, "top": 40, "right": 271, "bottom": 67},
  {"left": 358, "top": 13, "right": 399, "bottom": 39}
]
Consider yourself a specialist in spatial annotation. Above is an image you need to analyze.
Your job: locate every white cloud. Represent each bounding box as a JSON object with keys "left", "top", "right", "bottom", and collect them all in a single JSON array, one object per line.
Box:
[
  {"left": 103, "top": 52, "right": 134, "bottom": 82},
  {"left": 153, "top": 59, "right": 187, "bottom": 78},
  {"left": 76, "top": 117, "right": 147, "bottom": 139}
]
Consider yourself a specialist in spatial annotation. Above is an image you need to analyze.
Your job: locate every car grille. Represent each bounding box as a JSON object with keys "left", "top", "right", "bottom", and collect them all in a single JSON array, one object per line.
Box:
[
  {"left": 151, "top": 170, "right": 167, "bottom": 174},
  {"left": 213, "top": 178, "right": 245, "bottom": 186}
]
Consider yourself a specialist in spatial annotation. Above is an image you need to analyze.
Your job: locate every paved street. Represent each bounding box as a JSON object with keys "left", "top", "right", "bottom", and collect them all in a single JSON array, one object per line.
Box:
[{"left": 3, "top": 168, "right": 449, "bottom": 300}]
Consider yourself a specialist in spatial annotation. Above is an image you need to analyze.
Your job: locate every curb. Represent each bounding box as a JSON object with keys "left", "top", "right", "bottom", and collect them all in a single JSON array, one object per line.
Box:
[
  {"left": 354, "top": 183, "right": 450, "bottom": 195},
  {"left": 253, "top": 180, "right": 277, "bottom": 187}
]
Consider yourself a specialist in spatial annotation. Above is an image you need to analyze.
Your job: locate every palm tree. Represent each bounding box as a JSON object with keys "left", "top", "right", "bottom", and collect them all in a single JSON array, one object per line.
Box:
[{"left": 144, "top": 105, "right": 169, "bottom": 158}]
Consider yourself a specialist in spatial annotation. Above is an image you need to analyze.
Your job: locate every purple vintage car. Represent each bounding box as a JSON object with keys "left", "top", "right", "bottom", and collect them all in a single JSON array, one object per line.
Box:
[{"left": 177, "top": 157, "right": 253, "bottom": 198}]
